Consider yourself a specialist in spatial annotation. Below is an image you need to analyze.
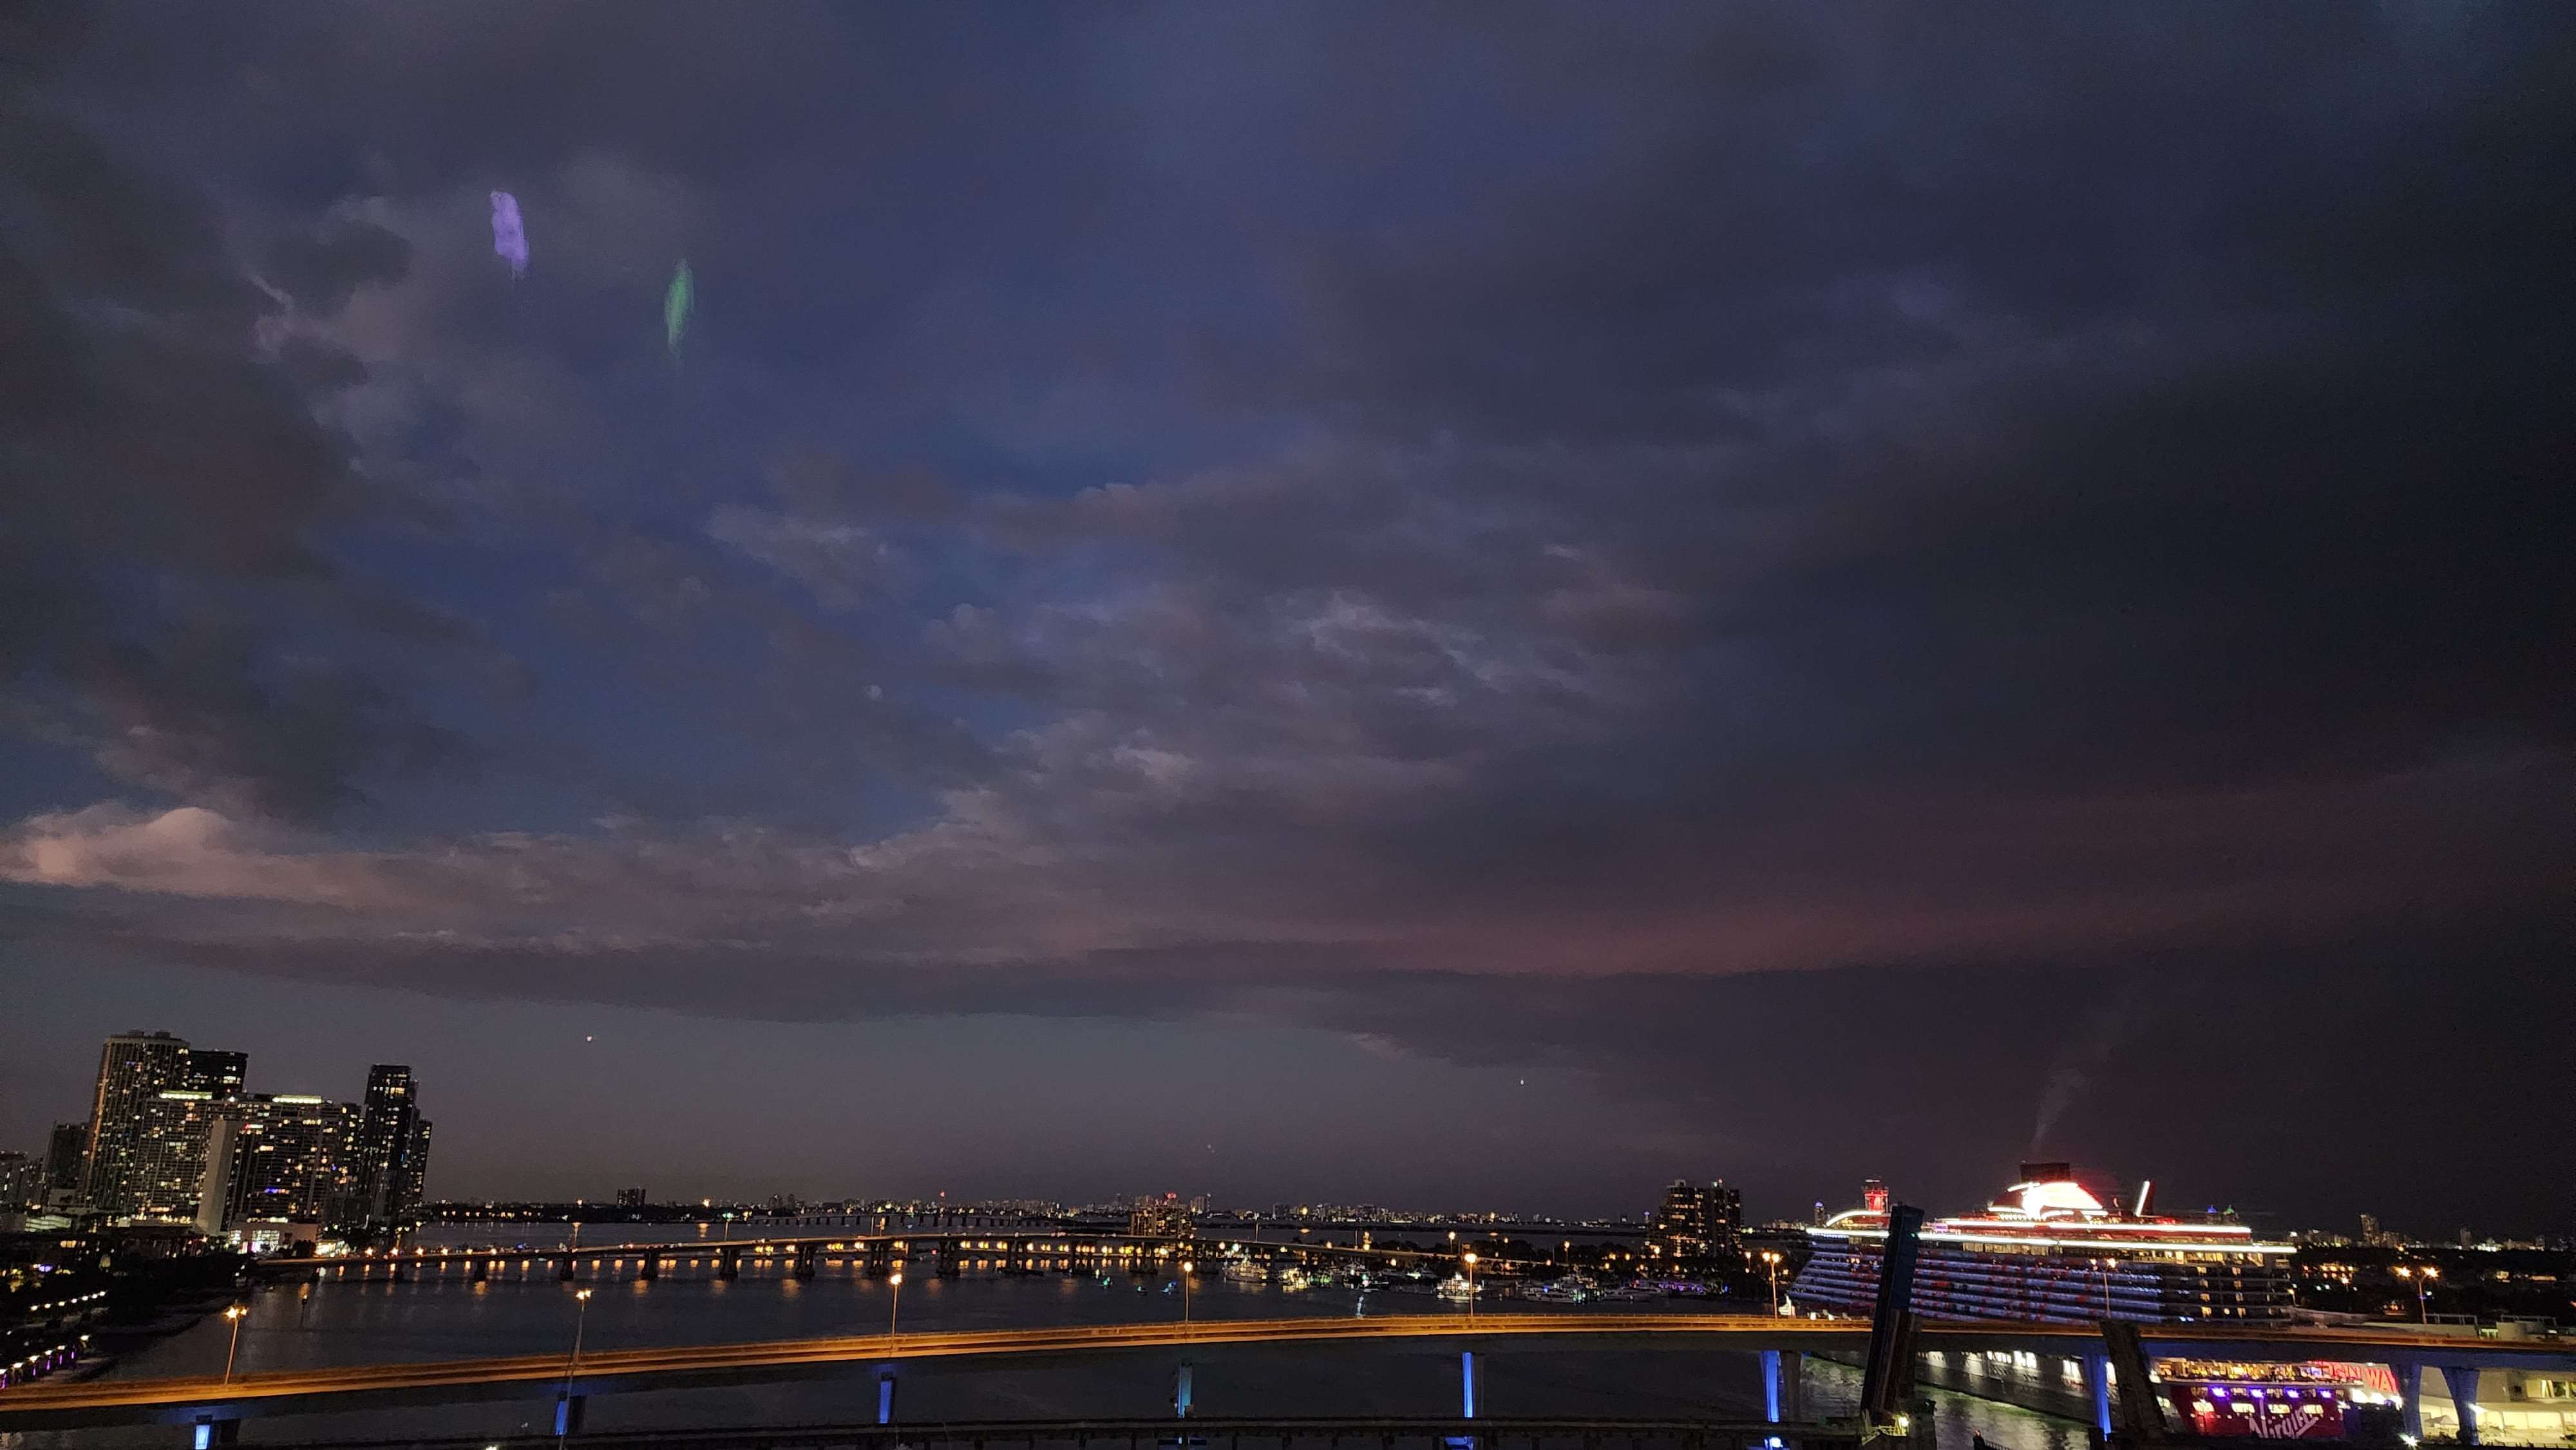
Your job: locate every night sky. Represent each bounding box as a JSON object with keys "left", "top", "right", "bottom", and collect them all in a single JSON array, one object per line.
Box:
[{"left": 3, "top": 5, "right": 2570, "bottom": 1234}]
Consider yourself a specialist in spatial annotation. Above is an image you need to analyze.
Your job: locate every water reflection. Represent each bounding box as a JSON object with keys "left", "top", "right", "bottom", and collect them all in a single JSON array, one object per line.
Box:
[{"left": 10, "top": 1265, "right": 2090, "bottom": 1450}]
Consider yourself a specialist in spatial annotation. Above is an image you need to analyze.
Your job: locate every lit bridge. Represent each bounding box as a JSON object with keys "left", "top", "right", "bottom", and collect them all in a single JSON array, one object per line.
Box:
[
  {"left": 2, "top": 1312, "right": 2566, "bottom": 1440},
  {"left": 251, "top": 1230, "right": 1420, "bottom": 1285}
]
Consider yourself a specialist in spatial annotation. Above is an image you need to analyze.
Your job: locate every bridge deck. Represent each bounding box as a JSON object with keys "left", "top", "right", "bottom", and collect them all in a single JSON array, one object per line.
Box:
[
  {"left": 3, "top": 1313, "right": 2564, "bottom": 1431},
  {"left": 155, "top": 1416, "right": 1858, "bottom": 1450}
]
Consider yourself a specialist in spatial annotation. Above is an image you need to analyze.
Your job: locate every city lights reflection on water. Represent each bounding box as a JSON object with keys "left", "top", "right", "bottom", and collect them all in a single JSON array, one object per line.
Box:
[{"left": 33, "top": 1261, "right": 2088, "bottom": 1450}]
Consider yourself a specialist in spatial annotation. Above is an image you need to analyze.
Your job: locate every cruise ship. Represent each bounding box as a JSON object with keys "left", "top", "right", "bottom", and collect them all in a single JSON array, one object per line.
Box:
[{"left": 1788, "top": 1163, "right": 2293, "bottom": 1324}]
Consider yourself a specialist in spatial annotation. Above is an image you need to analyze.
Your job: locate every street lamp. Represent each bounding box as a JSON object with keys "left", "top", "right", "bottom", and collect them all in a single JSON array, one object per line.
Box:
[
  {"left": 1462, "top": 1252, "right": 1478, "bottom": 1319},
  {"left": 558, "top": 1288, "right": 594, "bottom": 1449},
  {"left": 2394, "top": 1265, "right": 2438, "bottom": 1323},
  {"left": 1759, "top": 1251, "right": 1784, "bottom": 1315},
  {"left": 220, "top": 1304, "right": 248, "bottom": 1383},
  {"left": 1180, "top": 1261, "right": 1195, "bottom": 1324},
  {"left": 887, "top": 1270, "right": 903, "bottom": 1343}
]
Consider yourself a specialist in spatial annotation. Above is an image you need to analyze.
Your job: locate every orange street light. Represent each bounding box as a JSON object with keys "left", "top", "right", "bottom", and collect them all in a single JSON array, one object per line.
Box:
[{"left": 221, "top": 1304, "right": 248, "bottom": 1383}]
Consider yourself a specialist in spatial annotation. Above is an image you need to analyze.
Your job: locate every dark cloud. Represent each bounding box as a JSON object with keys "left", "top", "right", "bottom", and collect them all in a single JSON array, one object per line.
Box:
[
  {"left": 0, "top": 53, "right": 471, "bottom": 821},
  {"left": 261, "top": 215, "right": 412, "bottom": 314}
]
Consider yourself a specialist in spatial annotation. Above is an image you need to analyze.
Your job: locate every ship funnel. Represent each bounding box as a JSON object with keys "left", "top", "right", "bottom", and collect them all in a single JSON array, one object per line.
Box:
[{"left": 2018, "top": 1160, "right": 2073, "bottom": 1183}]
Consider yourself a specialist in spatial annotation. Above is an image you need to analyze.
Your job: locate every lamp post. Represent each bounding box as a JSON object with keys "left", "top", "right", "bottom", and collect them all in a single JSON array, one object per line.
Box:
[
  {"left": 1180, "top": 1261, "right": 1194, "bottom": 1324},
  {"left": 557, "top": 1288, "right": 593, "bottom": 1449},
  {"left": 1463, "top": 1252, "right": 1477, "bottom": 1320},
  {"left": 1760, "top": 1251, "right": 1784, "bottom": 1314},
  {"left": 2395, "top": 1265, "right": 2438, "bottom": 1323},
  {"left": 220, "top": 1304, "right": 248, "bottom": 1383},
  {"left": 887, "top": 1270, "right": 903, "bottom": 1343}
]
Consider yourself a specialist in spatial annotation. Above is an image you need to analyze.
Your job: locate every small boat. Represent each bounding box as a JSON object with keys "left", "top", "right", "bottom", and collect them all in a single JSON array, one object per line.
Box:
[
  {"left": 1436, "top": 1274, "right": 1482, "bottom": 1303},
  {"left": 1222, "top": 1259, "right": 1267, "bottom": 1285}
]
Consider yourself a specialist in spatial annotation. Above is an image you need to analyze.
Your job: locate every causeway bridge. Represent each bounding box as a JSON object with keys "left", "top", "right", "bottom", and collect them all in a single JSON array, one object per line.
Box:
[
  {"left": 250, "top": 1230, "right": 1458, "bottom": 1285},
  {"left": 3, "top": 1312, "right": 2566, "bottom": 1443}
]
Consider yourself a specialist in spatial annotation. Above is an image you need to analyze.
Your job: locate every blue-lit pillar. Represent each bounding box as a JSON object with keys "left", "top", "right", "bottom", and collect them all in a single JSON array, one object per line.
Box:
[
  {"left": 191, "top": 1417, "right": 240, "bottom": 1449},
  {"left": 2441, "top": 1366, "right": 2481, "bottom": 1447},
  {"left": 1461, "top": 1349, "right": 1479, "bottom": 1417},
  {"left": 1762, "top": 1350, "right": 1783, "bottom": 1422},
  {"left": 2087, "top": 1353, "right": 2112, "bottom": 1441},
  {"left": 2393, "top": 1361, "right": 2423, "bottom": 1442},
  {"left": 1174, "top": 1361, "right": 1195, "bottom": 1418},
  {"left": 553, "top": 1393, "right": 585, "bottom": 1436},
  {"left": 876, "top": 1368, "right": 898, "bottom": 1425}
]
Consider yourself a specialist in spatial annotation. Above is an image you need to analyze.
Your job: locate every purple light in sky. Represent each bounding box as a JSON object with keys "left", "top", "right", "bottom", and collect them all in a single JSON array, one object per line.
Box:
[{"left": 489, "top": 191, "right": 527, "bottom": 278}]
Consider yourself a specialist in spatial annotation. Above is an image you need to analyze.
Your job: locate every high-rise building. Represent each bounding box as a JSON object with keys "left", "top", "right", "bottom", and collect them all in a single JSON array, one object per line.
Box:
[
  {"left": 354, "top": 1066, "right": 431, "bottom": 1228},
  {"left": 397, "top": 1118, "right": 431, "bottom": 1219},
  {"left": 616, "top": 1187, "right": 648, "bottom": 1209},
  {"left": 1128, "top": 1193, "right": 1191, "bottom": 1239},
  {"left": 80, "top": 1031, "right": 193, "bottom": 1216},
  {"left": 44, "top": 1122, "right": 87, "bottom": 1208},
  {"left": 0, "top": 1151, "right": 41, "bottom": 1211},
  {"left": 196, "top": 1113, "right": 245, "bottom": 1236},
  {"left": 1653, "top": 1180, "right": 1710, "bottom": 1263},
  {"left": 187, "top": 1050, "right": 248, "bottom": 1099},
  {"left": 1707, "top": 1178, "right": 1744, "bottom": 1256},
  {"left": 232, "top": 1095, "right": 362, "bottom": 1227},
  {"left": 129, "top": 1090, "right": 229, "bottom": 1221}
]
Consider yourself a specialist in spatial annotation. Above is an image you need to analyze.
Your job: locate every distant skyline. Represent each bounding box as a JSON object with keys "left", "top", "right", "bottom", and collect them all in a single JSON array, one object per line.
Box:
[{"left": 3, "top": 5, "right": 2570, "bottom": 1237}]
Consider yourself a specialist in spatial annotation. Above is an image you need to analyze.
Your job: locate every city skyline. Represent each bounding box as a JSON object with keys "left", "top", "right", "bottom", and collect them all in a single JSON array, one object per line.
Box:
[
  {"left": 3, "top": 6, "right": 2571, "bottom": 1239},
  {"left": 8, "top": 1023, "right": 2552, "bottom": 1244}
]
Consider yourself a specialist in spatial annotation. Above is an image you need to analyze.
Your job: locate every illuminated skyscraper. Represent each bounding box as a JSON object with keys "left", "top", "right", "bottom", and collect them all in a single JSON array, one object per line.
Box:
[
  {"left": 0, "top": 1151, "right": 40, "bottom": 1212},
  {"left": 1707, "top": 1178, "right": 1744, "bottom": 1255},
  {"left": 129, "top": 1090, "right": 226, "bottom": 1221},
  {"left": 1653, "top": 1180, "right": 1710, "bottom": 1263},
  {"left": 80, "top": 1031, "right": 192, "bottom": 1216},
  {"left": 231, "top": 1095, "right": 361, "bottom": 1227},
  {"left": 187, "top": 1050, "right": 247, "bottom": 1099},
  {"left": 355, "top": 1066, "right": 431, "bottom": 1227}
]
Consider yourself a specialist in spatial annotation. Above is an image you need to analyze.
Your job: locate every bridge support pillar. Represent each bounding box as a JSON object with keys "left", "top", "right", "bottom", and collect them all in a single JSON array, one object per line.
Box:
[
  {"left": 1761, "top": 1350, "right": 1785, "bottom": 1424},
  {"left": 558, "top": 1256, "right": 576, "bottom": 1283},
  {"left": 2392, "top": 1360, "right": 2423, "bottom": 1442},
  {"left": 936, "top": 1239, "right": 960, "bottom": 1276},
  {"left": 1174, "top": 1360, "right": 1195, "bottom": 1418},
  {"left": 876, "top": 1368, "right": 898, "bottom": 1425},
  {"left": 2087, "top": 1353, "right": 2112, "bottom": 1442},
  {"left": 717, "top": 1248, "right": 741, "bottom": 1280},
  {"left": 1461, "top": 1349, "right": 1479, "bottom": 1418},
  {"left": 2441, "top": 1366, "right": 2482, "bottom": 1446},
  {"left": 469, "top": 1257, "right": 488, "bottom": 1283},
  {"left": 191, "top": 1417, "right": 240, "bottom": 1449},
  {"left": 553, "top": 1393, "right": 586, "bottom": 1436},
  {"left": 639, "top": 1254, "right": 659, "bottom": 1281},
  {"left": 794, "top": 1245, "right": 817, "bottom": 1280}
]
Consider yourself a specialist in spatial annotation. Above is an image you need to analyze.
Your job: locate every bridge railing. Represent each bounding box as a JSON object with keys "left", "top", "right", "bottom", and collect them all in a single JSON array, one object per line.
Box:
[{"left": 145, "top": 1417, "right": 1862, "bottom": 1450}]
